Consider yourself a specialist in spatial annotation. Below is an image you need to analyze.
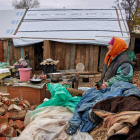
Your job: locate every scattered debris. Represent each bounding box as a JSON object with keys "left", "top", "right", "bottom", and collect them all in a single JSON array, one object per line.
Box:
[{"left": 0, "top": 94, "right": 38, "bottom": 138}]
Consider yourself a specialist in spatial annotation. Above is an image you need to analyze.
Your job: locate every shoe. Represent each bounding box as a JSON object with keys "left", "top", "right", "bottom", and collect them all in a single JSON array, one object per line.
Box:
[{"left": 65, "top": 125, "right": 78, "bottom": 135}]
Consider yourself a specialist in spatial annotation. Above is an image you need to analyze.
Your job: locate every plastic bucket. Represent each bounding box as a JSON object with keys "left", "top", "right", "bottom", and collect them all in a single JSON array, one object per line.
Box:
[{"left": 18, "top": 68, "right": 31, "bottom": 81}]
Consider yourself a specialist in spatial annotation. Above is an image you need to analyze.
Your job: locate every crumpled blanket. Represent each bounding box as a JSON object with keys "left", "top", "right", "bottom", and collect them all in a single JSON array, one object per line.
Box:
[
  {"left": 65, "top": 81, "right": 140, "bottom": 135},
  {"left": 93, "top": 110, "right": 140, "bottom": 140},
  {"left": 17, "top": 106, "right": 93, "bottom": 140},
  {"left": 91, "top": 96, "right": 140, "bottom": 140}
]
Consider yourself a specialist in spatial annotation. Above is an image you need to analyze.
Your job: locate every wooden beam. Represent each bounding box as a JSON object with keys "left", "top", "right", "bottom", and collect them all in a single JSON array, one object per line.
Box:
[
  {"left": 89, "top": 45, "right": 94, "bottom": 71},
  {"left": 65, "top": 44, "right": 70, "bottom": 70},
  {"left": 93, "top": 45, "right": 99, "bottom": 73},
  {"left": 9, "top": 45, "right": 12, "bottom": 65},
  {"left": 99, "top": 46, "right": 108, "bottom": 70},
  {"left": 115, "top": 7, "right": 123, "bottom": 36},
  {"left": 14, "top": 8, "right": 28, "bottom": 35},
  {"left": 20, "top": 37, "right": 95, "bottom": 40},
  {"left": 119, "top": 8, "right": 129, "bottom": 35},
  {"left": 70, "top": 44, "right": 76, "bottom": 69},
  {"left": 85, "top": 45, "right": 90, "bottom": 71},
  {"left": 128, "top": 36, "right": 135, "bottom": 51},
  {"left": 3, "top": 40, "right": 8, "bottom": 62},
  {"left": 43, "top": 40, "right": 51, "bottom": 60}
]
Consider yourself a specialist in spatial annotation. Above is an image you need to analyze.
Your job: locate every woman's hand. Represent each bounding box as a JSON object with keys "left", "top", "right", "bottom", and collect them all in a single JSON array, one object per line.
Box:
[{"left": 99, "top": 83, "right": 107, "bottom": 90}]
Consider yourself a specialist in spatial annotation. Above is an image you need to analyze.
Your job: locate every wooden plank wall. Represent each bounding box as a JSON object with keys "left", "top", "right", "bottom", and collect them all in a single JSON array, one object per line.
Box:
[
  {"left": 0, "top": 41, "right": 3, "bottom": 62},
  {"left": 7, "top": 40, "right": 104, "bottom": 72},
  {"left": 9, "top": 45, "right": 21, "bottom": 65},
  {"left": 8, "top": 43, "right": 35, "bottom": 71},
  {"left": 99, "top": 46, "right": 108, "bottom": 70},
  {"left": 50, "top": 41, "right": 99, "bottom": 72},
  {"left": 3, "top": 40, "right": 8, "bottom": 62},
  {"left": 24, "top": 45, "right": 35, "bottom": 71}
]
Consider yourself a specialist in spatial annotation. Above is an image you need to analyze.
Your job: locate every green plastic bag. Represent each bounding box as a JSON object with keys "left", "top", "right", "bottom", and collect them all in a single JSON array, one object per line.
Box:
[
  {"left": 126, "top": 51, "right": 135, "bottom": 62},
  {"left": 36, "top": 83, "right": 82, "bottom": 113}
]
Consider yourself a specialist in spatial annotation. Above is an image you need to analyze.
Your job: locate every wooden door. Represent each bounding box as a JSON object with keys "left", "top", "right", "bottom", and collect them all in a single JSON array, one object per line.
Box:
[{"left": 0, "top": 41, "right": 3, "bottom": 62}]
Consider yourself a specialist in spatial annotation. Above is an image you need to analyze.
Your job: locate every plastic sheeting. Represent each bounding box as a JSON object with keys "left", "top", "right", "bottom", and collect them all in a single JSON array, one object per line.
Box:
[
  {"left": 13, "top": 38, "right": 43, "bottom": 47},
  {"left": 36, "top": 83, "right": 82, "bottom": 113},
  {"left": 0, "top": 9, "right": 25, "bottom": 38},
  {"left": 13, "top": 8, "right": 130, "bottom": 47},
  {"left": 17, "top": 106, "right": 93, "bottom": 140}
]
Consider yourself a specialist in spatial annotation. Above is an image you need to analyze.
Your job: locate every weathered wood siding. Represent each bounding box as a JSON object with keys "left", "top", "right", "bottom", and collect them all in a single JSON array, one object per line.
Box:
[
  {"left": 8, "top": 43, "right": 35, "bottom": 71},
  {"left": 99, "top": 46, "right": 108, "bottom": 70},
  {"left": 50, "top": 41, "right": 99, "bottom": 72},
  {"left": 6, "top": 40, "right": 101, "bottom": 72},
  {"left": 0, "top": 41, "right": 3, "bottom": 62}
]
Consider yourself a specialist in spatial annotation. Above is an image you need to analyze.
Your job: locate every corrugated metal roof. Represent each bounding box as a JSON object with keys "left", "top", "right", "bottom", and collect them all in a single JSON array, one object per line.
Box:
[{"left": 0, "top": 9, "right": 26, "bottom": 38}]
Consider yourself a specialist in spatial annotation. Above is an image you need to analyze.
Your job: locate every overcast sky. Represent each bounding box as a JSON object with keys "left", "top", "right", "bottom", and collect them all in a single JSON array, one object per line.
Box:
[{"left": 0, "top": 0, "right": 115, "bottom": 10}]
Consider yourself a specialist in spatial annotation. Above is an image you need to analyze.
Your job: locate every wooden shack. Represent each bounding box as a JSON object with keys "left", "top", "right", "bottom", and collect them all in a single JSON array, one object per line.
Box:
[
  {"left": 11, "top": 8, "right": 129, "bottom": 72},
  {"left": 43, "top": 40, "right": 100, "bottom": 73},
  {"left": 1, "top": 8, "right": 130, "bottom": 73},
  {"left": 5, "top": 40, "right": 102, "bottom": 73}
]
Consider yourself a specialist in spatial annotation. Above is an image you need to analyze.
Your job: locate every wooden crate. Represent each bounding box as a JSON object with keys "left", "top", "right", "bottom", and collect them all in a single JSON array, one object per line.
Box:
[{"left": 7, "top": 84, "right": 46, "bottom": 105}]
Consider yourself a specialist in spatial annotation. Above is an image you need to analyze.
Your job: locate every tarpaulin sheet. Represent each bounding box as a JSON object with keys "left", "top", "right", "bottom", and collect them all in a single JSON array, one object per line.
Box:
[
  {"left": 13, "top": 8, "right": 130, "bottom": 47},
  {"left": 0, "top": 9, "right": 25, "bottom": 38}
]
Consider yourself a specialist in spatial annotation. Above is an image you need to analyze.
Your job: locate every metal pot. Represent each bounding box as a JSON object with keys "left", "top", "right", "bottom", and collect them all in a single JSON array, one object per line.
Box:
[
  {"left": 30, "top": 78, "right": 42, "bottom": 84},
  {"left": 49, "top": 73, "right": 62, "bottom": 82}
]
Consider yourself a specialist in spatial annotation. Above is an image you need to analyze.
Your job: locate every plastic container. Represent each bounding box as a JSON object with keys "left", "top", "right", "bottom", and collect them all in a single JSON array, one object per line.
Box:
[
  {"left": 18, "top": 68, "right": 32, "bottom": 81},
  {"left": 42, "top": 64, "right": 56, "bottom": 75}
]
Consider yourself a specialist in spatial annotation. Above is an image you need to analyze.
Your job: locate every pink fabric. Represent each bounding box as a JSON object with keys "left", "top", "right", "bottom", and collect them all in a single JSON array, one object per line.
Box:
[{"left": 108, "top": 37, "right": 114, "bottom": 45}]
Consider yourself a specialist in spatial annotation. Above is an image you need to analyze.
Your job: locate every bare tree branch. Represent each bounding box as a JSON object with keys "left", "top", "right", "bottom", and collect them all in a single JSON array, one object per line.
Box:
[
  {"left": 114, "top": 0, "right": 139, "bottom": 32},
  {"left": 12, "top": 0, "right": 40, "bottom": 9}
]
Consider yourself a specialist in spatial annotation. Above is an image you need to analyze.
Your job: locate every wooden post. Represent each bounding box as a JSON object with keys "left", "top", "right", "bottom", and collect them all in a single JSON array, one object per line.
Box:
[
  {"left": 99, "top": 46, "right": 108, "bottom": 70},
  {"left": 128, "top": 35, "right": 135, "bottom": 51},
  {"left": 70, "top": 44, "right": 76, "bottom": 69},
  {"left": 14, "top": 8, "right": 28, "bottom": 35},
  {"left": 43, "top": 40, "right": 51, "bottom": 60},
  {"left": 3, "top": 40, "right": 8, "bottom": 62},
  {"left": 93, "top": 45, "right": 99, "bottom": 73},
  {"left": 89, "top": 45, "right": 94, "bottom": 71}
]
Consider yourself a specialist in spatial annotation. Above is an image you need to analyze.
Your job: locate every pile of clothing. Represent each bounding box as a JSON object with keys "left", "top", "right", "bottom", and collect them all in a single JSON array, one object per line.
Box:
[{"left": 15, "top": 81, "right": 140, "bottom": 140}]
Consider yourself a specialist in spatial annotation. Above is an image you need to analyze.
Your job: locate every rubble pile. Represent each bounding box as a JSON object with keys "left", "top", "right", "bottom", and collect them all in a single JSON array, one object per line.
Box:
[{"left": 0, "top": 94, "right": 38, "bottom": 139}]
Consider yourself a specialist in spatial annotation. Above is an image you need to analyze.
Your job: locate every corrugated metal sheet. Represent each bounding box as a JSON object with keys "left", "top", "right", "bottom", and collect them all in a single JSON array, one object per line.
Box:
[
  {"left": 13, "top": 8, "right": 130, "bottom": 47},
  {"left": 0, "top": 9, "right": 26, "bottom": 38}
]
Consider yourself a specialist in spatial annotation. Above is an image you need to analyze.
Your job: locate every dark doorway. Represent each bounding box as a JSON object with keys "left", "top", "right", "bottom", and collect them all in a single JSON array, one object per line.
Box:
[
  {"left": 134, "top": 38, "right": 140, "bottom": 54},
  {"left": 34, "top": 42, "right": 43, "bottom": 70}
]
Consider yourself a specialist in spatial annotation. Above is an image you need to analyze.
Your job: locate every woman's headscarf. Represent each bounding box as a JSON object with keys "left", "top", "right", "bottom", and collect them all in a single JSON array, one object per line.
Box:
[{"left": 104, "top": 37, "right": 127, "bottom": 67}]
